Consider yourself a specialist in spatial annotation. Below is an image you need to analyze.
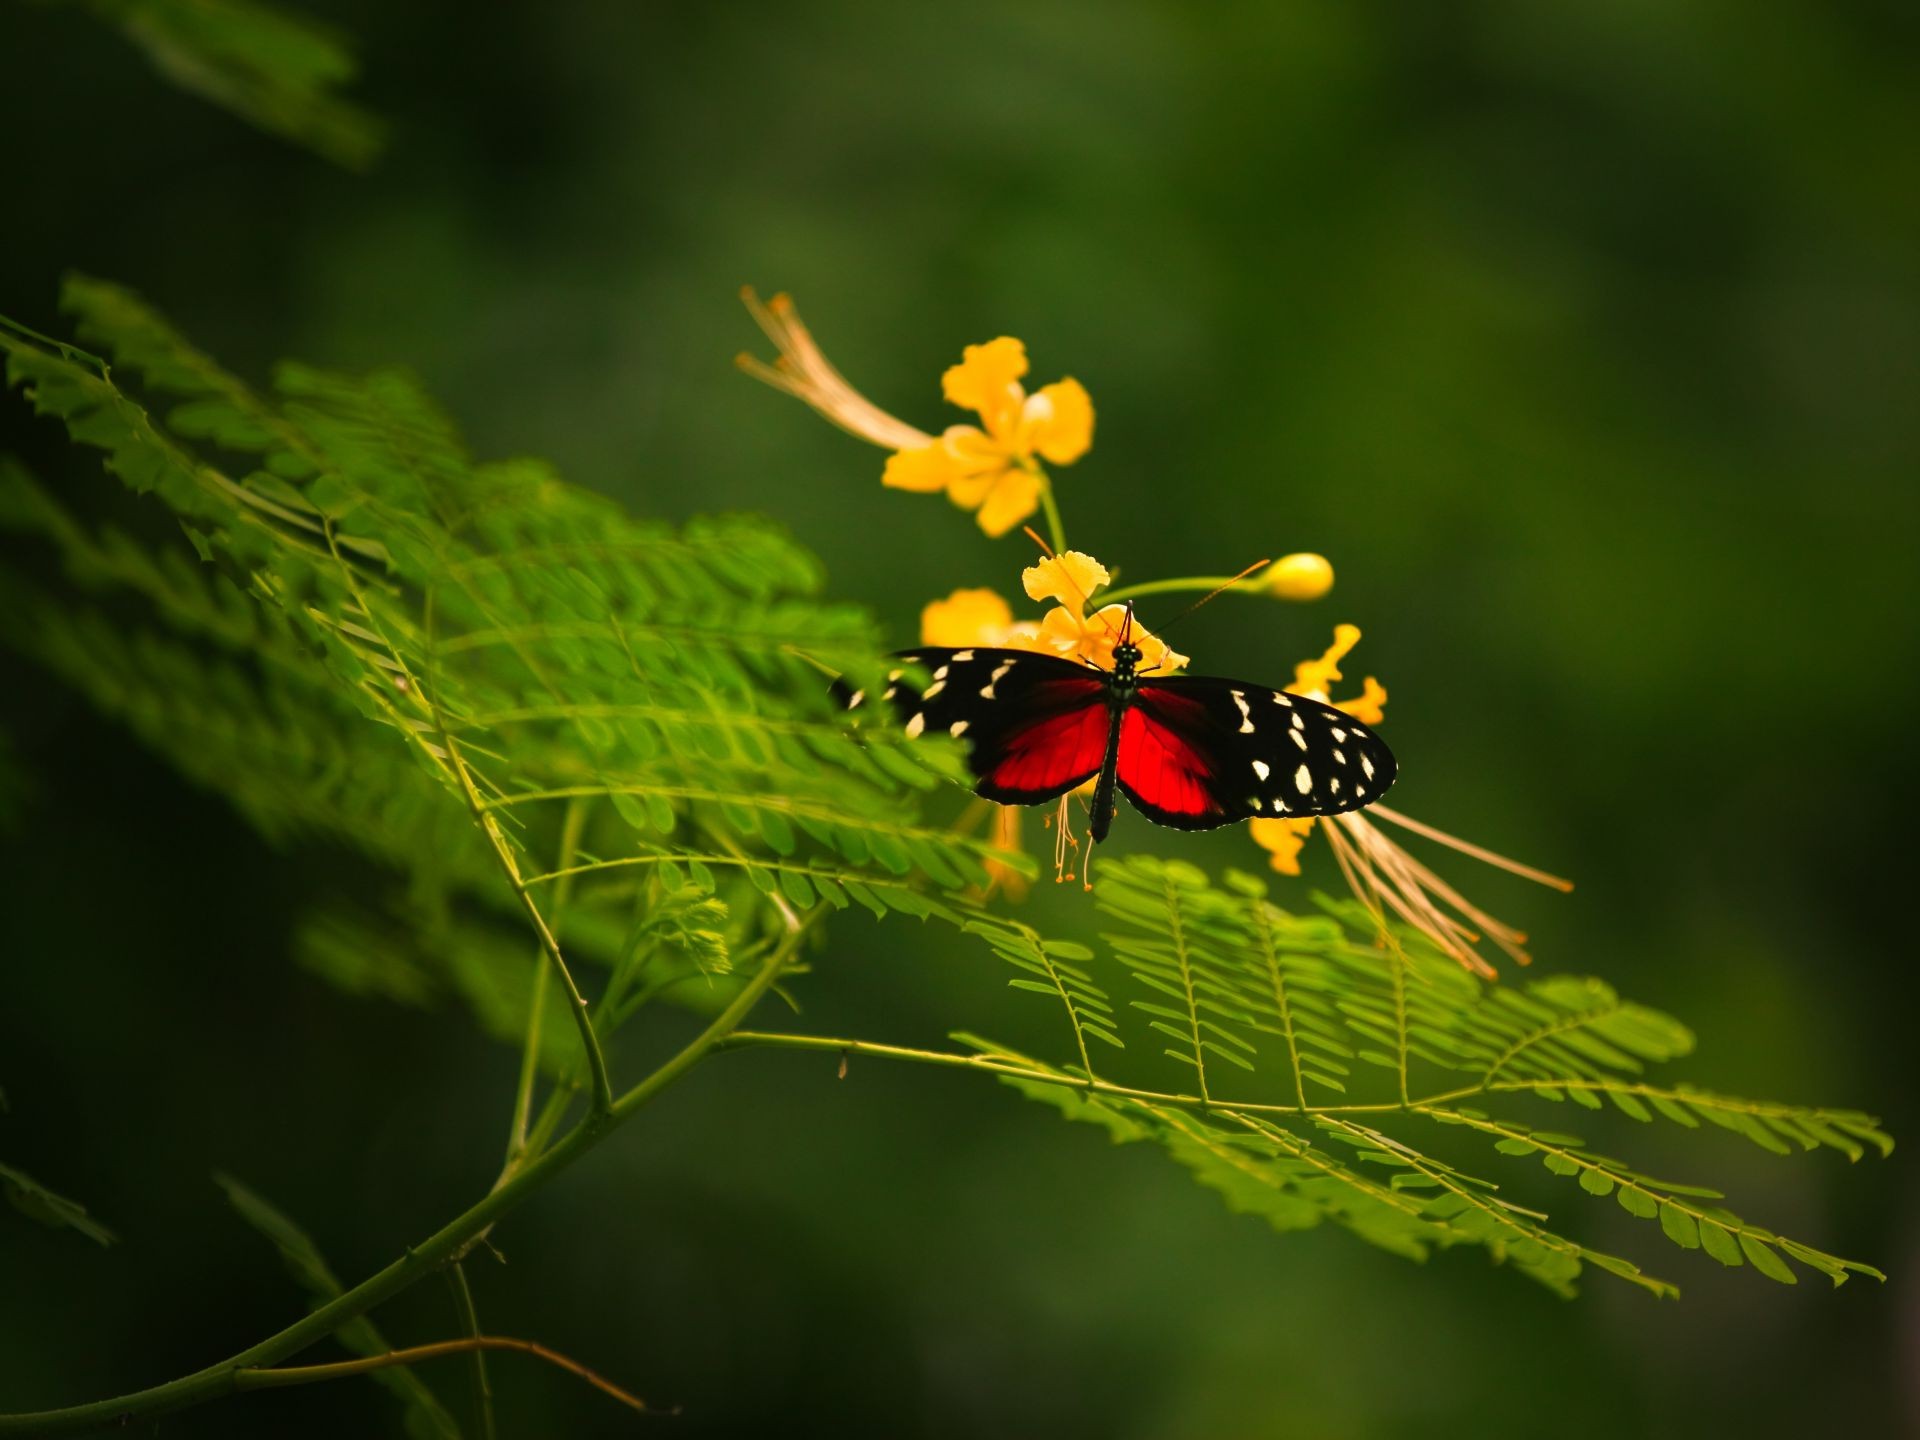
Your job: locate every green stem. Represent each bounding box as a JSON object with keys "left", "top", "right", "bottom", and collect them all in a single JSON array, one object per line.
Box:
[
  {"left": 0, "top": 940, "right": 796, "bottom": 1437},
  {"left": 506, "top": 797, "right": 589, "bottom": 1164},
  {"left": 1097, "top": 575, "right": 1265, "bottom": 607},
  {"left": 444, "top": 1264, "right": 496, "bottom": 1440},
  {"left": 1036, "top": 471, "right": 1068, "bottom": 555},
  {"left": 717, "top": 1030, "right": 1490, "bottom": 1117}
]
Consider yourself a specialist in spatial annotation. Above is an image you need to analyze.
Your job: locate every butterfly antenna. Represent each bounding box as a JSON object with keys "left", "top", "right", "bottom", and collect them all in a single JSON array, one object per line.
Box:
[{"left": 1150, "top": 558, "right": 1270, "bottom": 639}]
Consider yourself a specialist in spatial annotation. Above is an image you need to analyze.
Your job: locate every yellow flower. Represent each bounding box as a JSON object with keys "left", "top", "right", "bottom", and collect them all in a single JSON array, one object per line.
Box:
[
  {"left": 1249, "top": 625, "right": 1570, "bottom": 977},
  {"left": 1022, "top": 551, "right": 1188, "bottom": 672},
  {"left": 919, "top": 587, "right": 1044, "bottom": 652},
  {"left": 735, "top": 290, "right": 1092, "bottom": 540},
  {"left": 883, "top": 338, "right": 1093, "bottom": 537}
]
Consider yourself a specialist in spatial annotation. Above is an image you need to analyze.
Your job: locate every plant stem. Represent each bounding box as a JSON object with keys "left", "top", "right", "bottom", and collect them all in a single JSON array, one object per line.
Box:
[
  {"left": 233, "top": 1335, "right": 649, "bottom": 1416},
  {"left": 507, "top": 797, "right": 589, "bottom": 1164},
  {"left": 445, "top": 1264, "right": 496, "bottom": 1440},
  {"left": 1037, "top": 471, "right": 1068, "bottom": 555},
  {"left": 1097, "top": 575, "right": 1264, "bottom": 607},
  {"left": 0, "top": 940, "right": 795, "bottom": 1437},
  {"left": 717, "top": 1030, "right": 1492, "bottom": 1117}
]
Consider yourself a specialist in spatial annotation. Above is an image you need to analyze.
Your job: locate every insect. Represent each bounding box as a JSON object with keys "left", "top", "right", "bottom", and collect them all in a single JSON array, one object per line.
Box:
[{"left": 844, "top": 604, "right": 1396, "bottom": 843}]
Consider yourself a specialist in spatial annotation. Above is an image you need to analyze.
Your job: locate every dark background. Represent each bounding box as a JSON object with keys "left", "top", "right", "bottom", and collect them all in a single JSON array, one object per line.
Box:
[{"left": 2, "top": 2, "right": 1915, "bottom": 1435}]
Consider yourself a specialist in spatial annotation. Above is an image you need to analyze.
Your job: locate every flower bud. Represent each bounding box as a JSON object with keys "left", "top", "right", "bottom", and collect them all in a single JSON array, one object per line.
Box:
[{"left": 1263, "top": 552, "right": 1334, "bottom": 601}]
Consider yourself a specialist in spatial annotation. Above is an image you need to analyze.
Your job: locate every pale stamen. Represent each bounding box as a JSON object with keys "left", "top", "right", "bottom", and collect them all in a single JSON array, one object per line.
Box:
[{"left": 736, "top": 289, "right": 934, "bottom": 452}]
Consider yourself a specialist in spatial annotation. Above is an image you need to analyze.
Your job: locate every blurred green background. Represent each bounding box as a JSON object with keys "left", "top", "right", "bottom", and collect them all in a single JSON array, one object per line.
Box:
[{"left": 2, "top": 1, "right": 1915, "bottom": 1435}]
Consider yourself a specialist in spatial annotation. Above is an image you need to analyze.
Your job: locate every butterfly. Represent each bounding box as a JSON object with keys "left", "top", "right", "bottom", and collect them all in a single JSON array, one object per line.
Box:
[{"left": 843, "top": 605, "right": 1397, "bottom": 842}]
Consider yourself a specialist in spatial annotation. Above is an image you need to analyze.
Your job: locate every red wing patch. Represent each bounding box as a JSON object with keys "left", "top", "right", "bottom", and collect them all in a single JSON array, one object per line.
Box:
[
  {"left": 981, "top": 686, "right": 1107, "bottom": 800},
  {"left": 1115, "top": 705, "right": 1226, "bottom": 823}
]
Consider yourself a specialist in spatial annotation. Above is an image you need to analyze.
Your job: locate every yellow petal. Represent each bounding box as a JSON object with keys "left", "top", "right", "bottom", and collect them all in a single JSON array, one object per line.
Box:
[
  {"left": 1026, "top": 378, "right": 1094, "bottom": 465},
  {"left": 972, "top": 468, "right": 1044, "bottom": 537},
  {"left": 1134, "top": 626, "right": 1190, "bottom": 674},
  {"left": 883, "top": 438, "right": 965, "bottom": 493},
  {"left": 1288, "top": 623, "right": 1363, "bottom": 699},
  {"left": 1022, "top": 550, "right": 1110, "bottom": 614},
  {"left": 1263, "top": 552, "right": 1334, "bottom": 601},
  {"left": 920, "top": 588, "right": 1015, "bottom": 647},
  {"left": 1334, "top": 676, "right": 1388, "bottom": 725},
  {"left": 1035, "top": 605, "right": 1090, "bottom": 659},
  {"left": 1250, "top": 816, "right": 1318, "bottom": 875},
  {"left": 943, "top": 337, "right": 1029, "bottom": 435}
]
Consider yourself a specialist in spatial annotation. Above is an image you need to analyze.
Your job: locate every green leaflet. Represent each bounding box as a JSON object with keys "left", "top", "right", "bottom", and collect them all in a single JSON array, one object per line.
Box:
[
  {"left": 65, "top": 0, "right": 385, "bottom": 168},
  {"left": 946, "top": 856, "right": 1889, "bottom": 1297},
  {"left": 0, "top": 281, "right": 1012, "bottom": 1067},
  {"left": 0, "top": 1160, "right": 115, "bottom": 1247}
]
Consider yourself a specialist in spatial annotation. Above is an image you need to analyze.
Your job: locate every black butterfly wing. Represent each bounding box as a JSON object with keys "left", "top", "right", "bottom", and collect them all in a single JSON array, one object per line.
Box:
[
  {"left": 844, "top": 647, "right": 1112, "bottom": 805},
  {"left": 1114, "top": 675, "right": 1397, "bottom": 830}
]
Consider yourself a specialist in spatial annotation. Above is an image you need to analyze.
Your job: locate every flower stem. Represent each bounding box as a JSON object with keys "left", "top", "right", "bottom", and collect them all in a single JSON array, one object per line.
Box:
[
  {"left": 1097, "top": 575, "right": 1265, "bottom": 607},
  {"left": 1037, "top": 471, "right": 1068, "bottom": 555}
]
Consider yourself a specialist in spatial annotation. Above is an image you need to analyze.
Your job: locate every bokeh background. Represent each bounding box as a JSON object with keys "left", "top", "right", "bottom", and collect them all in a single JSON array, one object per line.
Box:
[{"left": 2, "top": 2, "right": 1916, "bottom": 1435}]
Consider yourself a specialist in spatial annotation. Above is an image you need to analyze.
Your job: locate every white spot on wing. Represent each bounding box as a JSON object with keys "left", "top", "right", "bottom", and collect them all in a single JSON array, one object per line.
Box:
[
  {"left": 1294, "top": 764, "right": 1313, "bottom": 795},
  {"left": 991, "top": 661, "right": 1015, "bottom": 681},
  {"left": 932, "top": 665, "right": 950, "bottom": 680},
  {"left": 1252, "top": 759, "right": 1271, "bottom": 781},
  {"left": 846, "top": 690, "right": 864, "bottom": 710},
  {"left": 952, "top": 650, "right": 974, "bottom": 661},
  {"left": 1290, "top": 730, "right": 1308, "bottom": 751},
  {"left": 1273, "top": 693, "right": 1293, "bottom": 707},
  {"left": 1232, "top": 690, "right": 1254, "bottom": 734},
  {"left": 949, "top": 719, "right": 969, "bottom": 737},
  {"left": 979, "top": 683, "right": 996, "bottom": 699},
  {"left": 905, "top": 712, "right": 925, "bottom": 738},
  {"left": 923, "top": 680, "right": 946, "bottom": 698},
  {"left": 1361, "top": 755, "right": 1375, "bottom": 780}
]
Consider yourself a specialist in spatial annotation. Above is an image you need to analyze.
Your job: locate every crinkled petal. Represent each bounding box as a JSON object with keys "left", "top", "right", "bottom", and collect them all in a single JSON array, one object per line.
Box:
[
  {"left": 1134, "top": 626, "right": 1190, "bottom": 674},
  {"left": 1334, "top": 676, "right": 1388, "bottom": 725},
  {"left": 1026, "top": 378, "right": 1094, "bottom": 465},
  {"left": 1288, "top": 622, "right": 1364, "bottom": 698},
  {"left": 883, "top": 438, "right": 965, "bottom": 493},
  {"left": 1035, "top": 606, "right": 1089, "bottom": 658},
  {"left": 1022, "top": 550, "right": 1110, "bottom": 613},
  {"left": 946, "top": 462, "right": 1007, "bottom": 509},
  {"left": 942, "top": 337, "right": 1029, "bottom": 417},
  {"left": 920, "top": 587, "right": 1015, "bottom": 647},
  {"left": 1250, "top": 816, "right": 1318, "bottom": 875},
  {"left": 972, "top": 468, "right": 1044, "bottom": 537}
]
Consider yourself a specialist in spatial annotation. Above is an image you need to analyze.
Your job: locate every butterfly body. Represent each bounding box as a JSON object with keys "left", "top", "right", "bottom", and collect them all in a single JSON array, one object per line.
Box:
[{"left": 848, "top": 623, "right": 1397, "bottom": 843}]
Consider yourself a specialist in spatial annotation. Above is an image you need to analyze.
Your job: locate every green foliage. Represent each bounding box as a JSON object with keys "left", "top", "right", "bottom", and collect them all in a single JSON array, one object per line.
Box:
[
  {"left": 0, "top": 280, "right": 1888, "bottom": 1315},
  {"left": 0, "top": 1160, "right": 115, "bottom": 1246},
  {"left": 215, "top": 1174, "right": 458, "bottom": 1438},
  {"left": 45, "top": 0, "right": 384, "bottom": 167},
  {"left": 0, "top": 278, "right": 1018, "bottom": 1081},
  {"left": 956, "top": 856, "right": 1890, "bottom": 1298}
]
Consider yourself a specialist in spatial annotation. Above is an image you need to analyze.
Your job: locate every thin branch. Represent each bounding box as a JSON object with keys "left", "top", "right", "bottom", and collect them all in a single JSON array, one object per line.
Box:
[
  {"left": 444, "top": 1264, "right": 496, "bottom": 1440},
  {"left": 0, "top": 931, "right": 799, "bottom": 1437},
  {"left": 233, "top": 1335, "right": 653, "bottom": 1417},
  {"left": 422, "top": 595, "right": 615, "bottom": 1119},
  {"left": 507, "top": 797, "right": 589, "bottom": 1164}
]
